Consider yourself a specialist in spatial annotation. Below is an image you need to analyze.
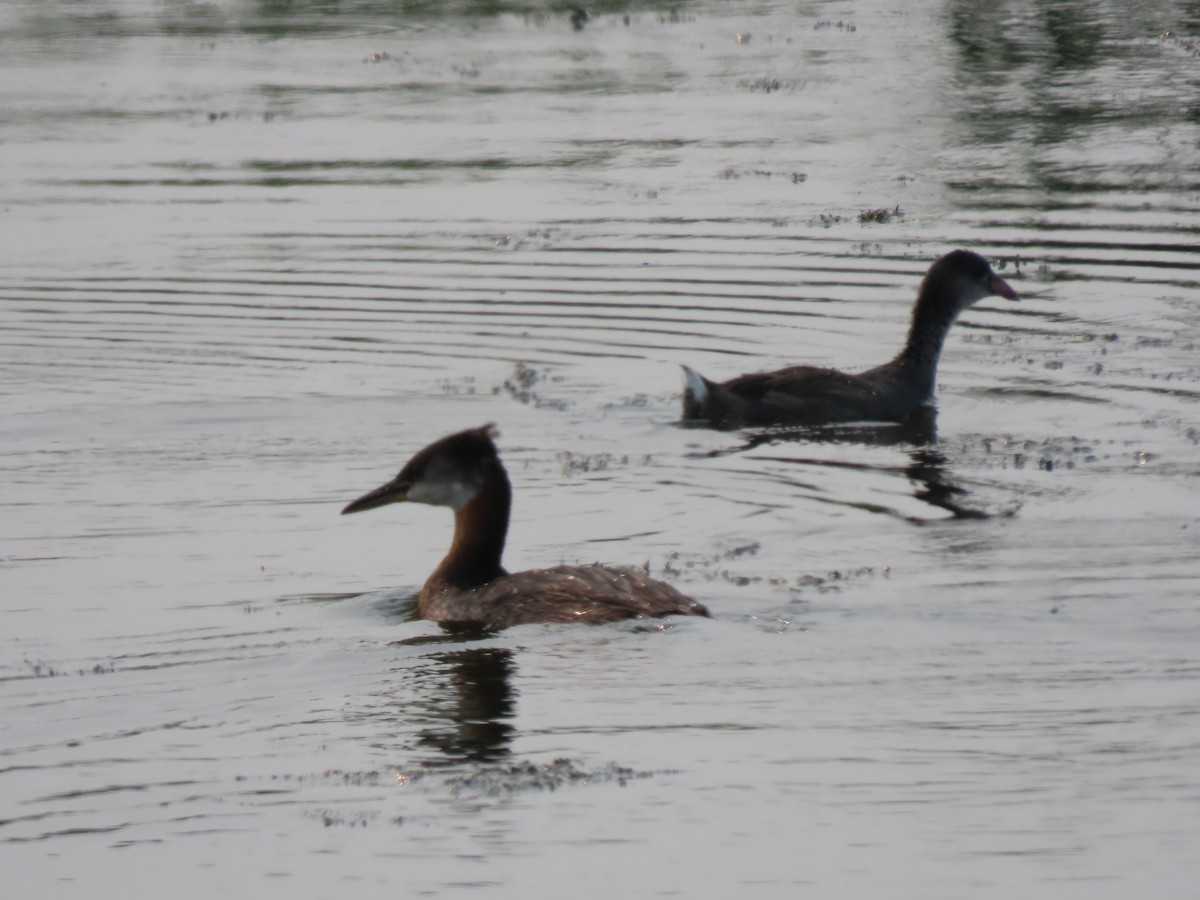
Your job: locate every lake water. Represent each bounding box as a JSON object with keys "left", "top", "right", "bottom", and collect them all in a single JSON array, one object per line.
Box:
[{"left": 2, "top": 0, "right": 1198, "bottom": 896}]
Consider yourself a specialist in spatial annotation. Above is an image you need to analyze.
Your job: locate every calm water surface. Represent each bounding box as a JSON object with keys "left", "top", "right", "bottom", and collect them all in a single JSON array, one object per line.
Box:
[{"left": 2, "top": 0, "right": 1199, "bottom": 897}]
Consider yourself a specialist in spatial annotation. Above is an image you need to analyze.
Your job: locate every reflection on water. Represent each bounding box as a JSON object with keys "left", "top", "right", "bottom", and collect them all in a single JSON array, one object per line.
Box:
[
  {"left": 701, "top": 405, "right": 939, "bottom": 449},
  {"left": 690, "top": 407, "right": 999, "bottom": 520},
  {"left": 904, "top": 445, "right": 990, "bottom": 521},
  {"left": 411, "top": 647, "right": 517, "bottom": 765}
]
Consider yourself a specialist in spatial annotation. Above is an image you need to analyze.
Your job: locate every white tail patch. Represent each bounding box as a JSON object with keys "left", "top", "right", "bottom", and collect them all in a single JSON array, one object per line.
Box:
[{"left": 681, "top": 365, "right": 709, "bottom": 411}]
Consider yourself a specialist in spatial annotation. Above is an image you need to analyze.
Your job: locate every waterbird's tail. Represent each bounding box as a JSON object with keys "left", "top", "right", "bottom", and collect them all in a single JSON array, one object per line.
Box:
[{"left": 681, "top": 365, "right": 710, "bottom": 420}]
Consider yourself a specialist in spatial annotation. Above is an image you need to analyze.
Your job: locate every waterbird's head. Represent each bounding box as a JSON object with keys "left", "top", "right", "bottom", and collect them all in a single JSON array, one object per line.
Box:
[
  {"left": 341, "top": 424, "right": 502, "bottom": 515},
  {"left": 924, "top": 249, "right": 1019, "bottom": 313}
]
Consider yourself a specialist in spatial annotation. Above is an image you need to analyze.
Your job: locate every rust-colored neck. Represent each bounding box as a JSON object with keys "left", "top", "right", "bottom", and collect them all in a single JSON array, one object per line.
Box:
[{"left": 428, "top": 471, "right": 511, "bottom": 591}]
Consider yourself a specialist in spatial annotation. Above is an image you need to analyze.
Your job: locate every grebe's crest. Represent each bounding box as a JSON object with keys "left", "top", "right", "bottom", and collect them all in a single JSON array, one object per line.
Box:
[{"left": 398, "top": 424, "right": 500, "bottom": 511}]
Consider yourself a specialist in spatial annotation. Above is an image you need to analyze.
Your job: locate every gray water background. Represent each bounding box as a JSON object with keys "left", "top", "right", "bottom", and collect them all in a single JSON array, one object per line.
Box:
[{"left": 2, "top": 0, "right": 1199, "bottom": 896}]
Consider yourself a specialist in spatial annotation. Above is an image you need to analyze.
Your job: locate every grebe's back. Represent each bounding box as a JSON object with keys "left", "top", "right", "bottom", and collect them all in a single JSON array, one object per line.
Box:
[{"left": 420, "top": 563, "right": 703, "bottom": 627}]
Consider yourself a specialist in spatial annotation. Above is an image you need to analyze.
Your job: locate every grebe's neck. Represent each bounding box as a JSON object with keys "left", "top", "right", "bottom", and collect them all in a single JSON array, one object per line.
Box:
[{"left": 430, "top": 469, "right": 511, "bottom": 590}]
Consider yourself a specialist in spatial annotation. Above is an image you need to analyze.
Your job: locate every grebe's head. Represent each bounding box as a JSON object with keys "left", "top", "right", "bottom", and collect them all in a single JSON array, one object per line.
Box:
[
  {"left": 342, "top": 424, "right": 502, "bottom": 515},
  {"left": 923, "top": 249, "right": 1018, "bottom": 313}
]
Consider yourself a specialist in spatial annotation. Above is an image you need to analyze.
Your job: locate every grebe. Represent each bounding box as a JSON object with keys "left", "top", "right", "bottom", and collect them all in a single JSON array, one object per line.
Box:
[
  {"left": 341, "top": 425, "right": 710, "bottom": 628},
  {"left": 681, "top": 249, "right": 1018, "bottom": 428}
]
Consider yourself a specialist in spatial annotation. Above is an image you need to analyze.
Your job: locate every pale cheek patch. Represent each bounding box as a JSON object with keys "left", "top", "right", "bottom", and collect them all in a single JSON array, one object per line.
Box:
[{"left": 408, "top": 479, "right": 476, "bottom": 510}]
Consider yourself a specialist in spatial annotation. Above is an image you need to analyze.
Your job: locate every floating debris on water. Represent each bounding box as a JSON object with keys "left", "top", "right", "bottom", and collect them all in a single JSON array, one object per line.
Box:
[
  {"left": 719, "top": 166, "right": 805, "bottom": 181},
  {"left": 858, "top": 205, "right": 902, "bottom": 224},
  {"left": 813, "top": 212, "right": 846, "bottom": 227},
  {"left": 1159, "top": 30, "right": 1200, "bottom": 56},
  {"left": 493, "top": 361, "right": 564, "bottom": 408},
  {"left": 444, "top": 758, "right": 657, "bottom": 797},
  {"left": 738, "top": 76, "right": 788, "bottom": 93}
]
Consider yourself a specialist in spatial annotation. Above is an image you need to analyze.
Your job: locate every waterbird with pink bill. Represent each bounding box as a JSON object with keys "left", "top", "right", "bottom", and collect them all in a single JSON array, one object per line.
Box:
[{"left": 681, "top": 249, "right": 1018, "bottom": 428}]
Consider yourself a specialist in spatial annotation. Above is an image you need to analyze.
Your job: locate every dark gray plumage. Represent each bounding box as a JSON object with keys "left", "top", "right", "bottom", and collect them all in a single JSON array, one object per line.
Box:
[{"left": 681, "top": 250, "right": 1018, "bottom": 429}]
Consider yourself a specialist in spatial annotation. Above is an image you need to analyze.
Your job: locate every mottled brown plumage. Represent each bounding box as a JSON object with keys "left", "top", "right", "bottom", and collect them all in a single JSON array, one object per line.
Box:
[
  {"left": 342, "top": 425, "right": 709, "bottom": 628},
  {"left": 420, "top": 563, "right": 704, "bottom": 625}
]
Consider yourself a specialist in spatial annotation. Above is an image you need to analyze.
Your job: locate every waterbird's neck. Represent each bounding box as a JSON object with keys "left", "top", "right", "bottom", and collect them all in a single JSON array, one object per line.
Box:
[
  {"left": 896, "top": 286, "right": 961, "bottom": 393},
  {"left": 431, "top": 471, "right": 511, "bottom": 589}
]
